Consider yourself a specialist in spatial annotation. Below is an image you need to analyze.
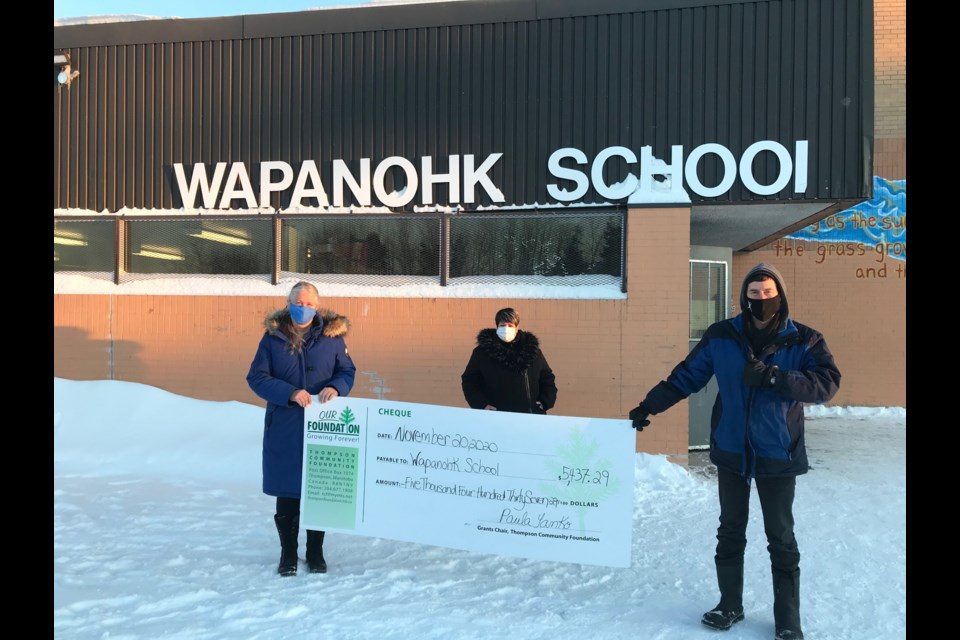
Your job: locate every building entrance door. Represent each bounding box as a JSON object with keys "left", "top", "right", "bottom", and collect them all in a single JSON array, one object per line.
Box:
[{"left": 688, "top": 257, "right": 729, "bottom": 449}]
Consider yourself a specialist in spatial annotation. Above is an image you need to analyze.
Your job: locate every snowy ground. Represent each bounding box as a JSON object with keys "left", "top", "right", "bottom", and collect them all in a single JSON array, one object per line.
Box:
[{"left": 54, "top": 378, "right": 906, "bottom": 639}]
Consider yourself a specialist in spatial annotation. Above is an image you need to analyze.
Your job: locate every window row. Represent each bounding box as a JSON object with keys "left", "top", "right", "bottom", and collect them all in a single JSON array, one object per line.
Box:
[{"left": 54, "top": 212, "right": 625, "bottom": 288}]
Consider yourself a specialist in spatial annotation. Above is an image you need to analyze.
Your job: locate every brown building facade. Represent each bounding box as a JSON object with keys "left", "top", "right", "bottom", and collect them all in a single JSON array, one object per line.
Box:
[{"left": 54, "top": 0, "right": 904, "bottom": 458}]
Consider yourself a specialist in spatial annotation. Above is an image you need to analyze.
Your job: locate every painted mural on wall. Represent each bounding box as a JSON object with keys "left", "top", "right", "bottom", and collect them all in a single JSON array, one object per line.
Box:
[{"left": 773, "top": 177, "right": 906, "bottom": 280}]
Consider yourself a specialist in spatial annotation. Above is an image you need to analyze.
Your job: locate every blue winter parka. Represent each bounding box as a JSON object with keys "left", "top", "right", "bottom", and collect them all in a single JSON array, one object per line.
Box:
[
  {"left": 246, "top": 307, "right": 356, "bottom": 498},
  {"left": 641, "top": 264, "right": 841, "bottom": 479}
]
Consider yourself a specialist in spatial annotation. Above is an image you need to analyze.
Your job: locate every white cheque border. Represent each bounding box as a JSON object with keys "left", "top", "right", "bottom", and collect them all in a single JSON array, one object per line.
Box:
[{"left": 301, "top": 396, "right": 635, "bottom": 568}]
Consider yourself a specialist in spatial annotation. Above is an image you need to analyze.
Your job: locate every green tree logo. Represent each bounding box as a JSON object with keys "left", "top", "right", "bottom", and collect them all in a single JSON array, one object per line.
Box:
[
  {"left": 339, "top": 407, "right": 355, "bottom": 425},
  {"left": 541, "top": 427, "right": 619, "bottom": 535}
]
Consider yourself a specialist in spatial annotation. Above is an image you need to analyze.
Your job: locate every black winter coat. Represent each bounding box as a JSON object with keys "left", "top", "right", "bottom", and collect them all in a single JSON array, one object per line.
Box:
[{"left": 461, "top": 328, "right": 557, "bottom": 414}]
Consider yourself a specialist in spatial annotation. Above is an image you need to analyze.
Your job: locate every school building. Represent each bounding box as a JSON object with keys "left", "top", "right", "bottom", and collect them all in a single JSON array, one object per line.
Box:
[{"left": 53, "top": 0, "right": 905, "bottom": 460}]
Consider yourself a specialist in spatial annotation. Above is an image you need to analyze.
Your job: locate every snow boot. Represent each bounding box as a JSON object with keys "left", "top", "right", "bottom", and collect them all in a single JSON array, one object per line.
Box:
[
  {"left": 307, "top": 530, "right": 327, "bottom": 573},
  {"left": 772, "top": 567, "right": 803, "bottom": 640},
  {"left": 701, "top": 561, "right": 745, "bottom": 630},
  {"left": 274, "top": 513, "right": 299, "bottom": 577}
]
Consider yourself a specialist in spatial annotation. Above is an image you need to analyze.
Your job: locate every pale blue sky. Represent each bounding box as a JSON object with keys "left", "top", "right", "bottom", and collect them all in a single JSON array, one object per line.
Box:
[{"left": 53, "top": 0, "right": 376, "bottom": 20}]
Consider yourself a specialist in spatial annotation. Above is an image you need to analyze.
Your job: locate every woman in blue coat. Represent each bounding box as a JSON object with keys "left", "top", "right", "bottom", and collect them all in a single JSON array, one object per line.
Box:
[{"left": 246, "top": 281, "right": 356, "bottom": 576}]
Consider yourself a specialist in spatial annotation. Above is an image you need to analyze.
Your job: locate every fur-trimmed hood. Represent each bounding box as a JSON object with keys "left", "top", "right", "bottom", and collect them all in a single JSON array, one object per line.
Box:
[
  {"left": 475, "top": 328, "right": 542, "bottom": 373},
  {"left": 264, "top": 307, "right": 351, "bottom": 338}
]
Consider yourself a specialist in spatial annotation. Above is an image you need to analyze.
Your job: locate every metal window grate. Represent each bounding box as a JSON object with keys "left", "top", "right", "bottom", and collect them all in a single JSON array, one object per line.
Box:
[
  {"left": 54, "top": 219, "right": 116, "bottom": 281},
  {"left": 120, "top": 216, "right": 274, "bottom": 283},
  {"left": 281, "top": 216, "right": 441, "bottom": 286},
  {"left": 54, "top": 210, "right": 625, "bottom": 291},
  {"left": 449, "top": 212, "right": 623, "bottom": 287}
]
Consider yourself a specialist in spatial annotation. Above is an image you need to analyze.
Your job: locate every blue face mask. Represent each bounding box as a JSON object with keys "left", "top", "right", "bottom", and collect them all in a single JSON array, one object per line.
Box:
[{"left": 289, "top": 304, "right": 317, "bottom": 325}]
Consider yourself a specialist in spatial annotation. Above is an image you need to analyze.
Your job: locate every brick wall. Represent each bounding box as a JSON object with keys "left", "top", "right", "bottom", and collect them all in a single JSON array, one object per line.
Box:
[
  {"left": 53, "top": 226, "right": 906, "bottom": 451},
  {"left": 53, "top": 207, "right": 692, "bottom": 456},
  {"left": 53, "top": 295, "right": 113, "bottom": 380},
  {"left": 622, "top": 207, "right": 692, "bottom": 457},
  {"left": 732, "top": 239, "right": 905, "bottom": 407},
  {"left": 874, "top": 0, "right": 906, "bottom": 179}
]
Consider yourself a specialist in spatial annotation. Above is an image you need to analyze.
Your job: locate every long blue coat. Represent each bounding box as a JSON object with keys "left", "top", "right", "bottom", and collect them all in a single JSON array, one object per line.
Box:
[{"left": 246, "top": 308, "right": 356, "bottom": 498}]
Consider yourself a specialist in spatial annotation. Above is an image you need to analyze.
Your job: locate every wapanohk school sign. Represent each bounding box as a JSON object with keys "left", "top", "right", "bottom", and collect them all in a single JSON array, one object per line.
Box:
[{"left": 172, "top": 139, "right": 809, "bottom": 211}]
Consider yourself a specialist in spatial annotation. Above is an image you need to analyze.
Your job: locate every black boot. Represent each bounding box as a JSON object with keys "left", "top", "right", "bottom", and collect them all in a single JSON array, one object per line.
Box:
[
  {"left": 701, "top": 561, "right": 745, "bottom": 630},
  {"left": 772, "top": 568, "right": 803, "bottom": 640},
  {"left": 274, "top": 514, "right": 299, "bottom": 577},
  {"left": 306, "top": 530, "right": 327, "bottom": 573}
]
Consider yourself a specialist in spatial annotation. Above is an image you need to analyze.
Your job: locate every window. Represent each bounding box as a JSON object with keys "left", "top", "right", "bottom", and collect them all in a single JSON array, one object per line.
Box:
[
  {"left": 54, "top": 219, "right": 116, "bottom": 276},
  {"left": 282, "top": 216, "right": 440, "bottom": 277},
  {"left": 450, "top": 212, "right": 623, "bottom": 286},
  {"left": 54, "top": 210, "right": 625, "bottom": 291},
  {"left": 689, "top": 260, "right": 727, "bottom": 339},
  {"left": 125, "top": 218, "right": 273, "bottom": 278}
]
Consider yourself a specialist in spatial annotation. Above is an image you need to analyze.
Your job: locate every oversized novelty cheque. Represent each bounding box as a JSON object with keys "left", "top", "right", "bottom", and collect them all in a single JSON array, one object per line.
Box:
[{"left": 300, "top": 396, "right": 635, "bottom": 567}]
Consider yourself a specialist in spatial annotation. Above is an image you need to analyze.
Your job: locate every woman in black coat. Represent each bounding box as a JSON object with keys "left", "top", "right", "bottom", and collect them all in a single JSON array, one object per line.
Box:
[{"left": 461, "top": 307, "right": 557, "bottom": 414}]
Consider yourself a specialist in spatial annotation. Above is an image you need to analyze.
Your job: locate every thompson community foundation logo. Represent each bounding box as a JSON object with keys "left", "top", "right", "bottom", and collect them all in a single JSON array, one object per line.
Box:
[{"left": 307, "top": 407, "right": 360, "bottom": 436}]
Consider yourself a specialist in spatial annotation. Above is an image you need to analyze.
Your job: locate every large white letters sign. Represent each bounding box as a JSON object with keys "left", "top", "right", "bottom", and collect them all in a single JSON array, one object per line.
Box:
[
  {"left": 171, "top": 138, "right": 809, "bottom": 210},
  {"left": 301, "top": 397, "right": 635, "bottom": 568}
]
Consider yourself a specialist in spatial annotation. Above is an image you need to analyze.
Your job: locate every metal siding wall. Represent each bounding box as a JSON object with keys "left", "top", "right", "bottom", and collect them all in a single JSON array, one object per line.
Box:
[{"left": 52, "top": 0, "right": 871, "bottom": 212}]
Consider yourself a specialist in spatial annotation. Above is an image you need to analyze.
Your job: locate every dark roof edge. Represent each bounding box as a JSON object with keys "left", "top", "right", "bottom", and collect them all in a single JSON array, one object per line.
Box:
[
  {"left": 54, "top": 16, "right": 243, "bottom": 48},
  {"left": 54, "top": 0, "right": 757, "bottom": 48}
]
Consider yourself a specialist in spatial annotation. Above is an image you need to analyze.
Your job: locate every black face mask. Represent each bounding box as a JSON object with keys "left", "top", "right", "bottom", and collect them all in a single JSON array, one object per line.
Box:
[{"left": 747, "top": 295, "right": 781, "bottom": 322}]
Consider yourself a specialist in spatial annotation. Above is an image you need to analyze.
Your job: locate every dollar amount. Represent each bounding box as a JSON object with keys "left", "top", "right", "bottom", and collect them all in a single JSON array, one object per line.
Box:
[{"left": 558, "top": 466, "right": 610, "bottom": 487}]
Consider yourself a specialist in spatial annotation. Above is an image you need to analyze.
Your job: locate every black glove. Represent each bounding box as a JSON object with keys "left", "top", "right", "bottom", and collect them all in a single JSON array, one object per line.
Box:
[
  {"left": 743, "top": 358, "right": 779, "bottom": 388},
  {"left": 629, "top": 403, "right": 652, "bottom": 431}
]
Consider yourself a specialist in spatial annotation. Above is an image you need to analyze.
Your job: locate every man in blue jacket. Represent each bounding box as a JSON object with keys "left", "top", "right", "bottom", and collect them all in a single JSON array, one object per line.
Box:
[{"left": 628, "top": 263, "right": 840, "bottom": 640}]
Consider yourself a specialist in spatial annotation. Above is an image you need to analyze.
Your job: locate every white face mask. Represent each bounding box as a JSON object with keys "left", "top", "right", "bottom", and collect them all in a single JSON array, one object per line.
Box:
[{"left": 496, "top": 325, "right": 518, "bottom": 342}]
